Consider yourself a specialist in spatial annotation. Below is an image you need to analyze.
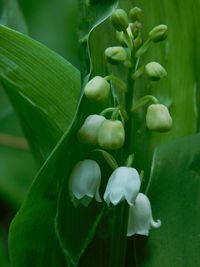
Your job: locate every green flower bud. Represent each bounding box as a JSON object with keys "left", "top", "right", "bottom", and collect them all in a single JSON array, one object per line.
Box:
[
  {"left": 97, "top": 120, "right": 125, "bottom": 150},
  {"left": 149, "top": 24, "right": 168, "bottom": 43},
  {"left": 84, "top": 76, "right": 110, "bottom": 102},
  {"left": 116, "top": 31, "right": 127, "bottom": 46},
  {"left": 145, "top": 62, "right": 167, "bottom": 81},
  {"left": 130, "top": 22, "right": 142, "bottom": 37},
  {"left": 129, "top": 7, "right": 142, "bottom": 22},
  {"left": 110, "top": 9, "right": 129, "bottom": 32},
  {"left": 77, "top": 115, "right": 106, "bottom": 145},
  {"left": 105, "top": 46, "right": 127, "bottom": 64},
  {"left": 146, "top": 104, "right": 172, "bottom": 132}
]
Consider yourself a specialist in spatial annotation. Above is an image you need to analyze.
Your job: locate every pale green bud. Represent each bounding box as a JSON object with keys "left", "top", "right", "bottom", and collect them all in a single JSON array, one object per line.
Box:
[
  {"left": 110, "top": 9, "right": 129, "bottom": 32},
  {"left": 77, "top": 115, "right": 106, "bottom": 145},
  {"left": 97, "top": 120, "right": 125, "bottom": 150},
  {"left": 146, "top": 104, "right": 172, "bottom": 132},
  {"left": 105, "top": 46, "right": 127, "bottom": 64},
  {"left": 145, "top": 62, "right": 167, "bottom": 81},
  {"left": 129, "top": 7, "right": 142, "bottom": 22},
  {"left": 84, "top": 76, "right": 110, "bottom": 102},
  {"left": 149, "top": 24, "right": 168, "bottom": 43}
]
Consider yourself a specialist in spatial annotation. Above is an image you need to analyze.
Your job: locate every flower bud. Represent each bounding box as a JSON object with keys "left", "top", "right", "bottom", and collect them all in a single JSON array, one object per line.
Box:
[
  {"left": 110, "top": 9, "right": 129, "bottom": 32},
  {"left": 104, "top": 167, "right": 141, "bottom": 206},
  {"left": 146, "top": 104, "right": 172, "bottom": 132},
  {"left": 127, "top": 193, "right": 161, "bottom": 236},
  {"left": 84, "top": 76, "right": 110, "bottom": 102},
  {"left": 116, "top": 31, "right": 127, "bottom": 46},
  {"left": 77, "top": 115, "right": 106, "bottom": 145},
  {"left": 130, "top": 21, "right": 142, "bottom": 37},
  {"left": 105, "top": 46, "right": 127, "bottom": 64},
  {"left": 129, "top": 7, "right": 142, "bottom": 22},
  {"left": 69, "top": 160, "right": 102, "bottom": 207},
  {"left": 149, "top": 24, "right": 168, "bottom": 43},
  {"left": 97, "top": 120, "right": 125, "bottom": 150},
  {"left": 145, "top": 62, "right": 167, "bottom": 81}
]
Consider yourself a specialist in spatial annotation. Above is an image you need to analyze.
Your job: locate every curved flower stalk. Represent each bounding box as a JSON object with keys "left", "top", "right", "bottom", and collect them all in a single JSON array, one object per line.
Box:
[
  {"left": 127, "top": 193, "right": 161, "bottom": 236},
  {"left": 104, "top": 167, "right": 141, "bottom": 206},
  {"left": 69, "top": 160, "right": 102, "bottom": 207}
]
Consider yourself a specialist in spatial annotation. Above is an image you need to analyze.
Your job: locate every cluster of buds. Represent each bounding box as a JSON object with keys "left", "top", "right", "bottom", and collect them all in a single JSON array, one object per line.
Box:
[
  {"left": 77, "top": 114, "right": 125, "bottom": 150},
  {"left": 67, "top": 5, "right": 173, "bottom": 239}
]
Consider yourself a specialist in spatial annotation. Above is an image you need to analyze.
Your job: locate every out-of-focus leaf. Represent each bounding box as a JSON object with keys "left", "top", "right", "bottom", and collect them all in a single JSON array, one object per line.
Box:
[
  {"left": 0, "top": 0, "right": 27, "bottom": 33},
  {"left": 0, "top": 86, "right": 37, "bottom": 208},
  {"left": 0, "top": 226, "right": 9, "bottom": 267},
  {"left": 0, "top": 145, "right": 37, "bottom": 209},
  {"left": 133, "top": 134, "right": 200, "bottom": 267},
  {"left": 0, "top": 24, "right": 81, "bottom": 162},
  {"left": 18, "top": 0, "right": 79, "bottom": 67}
]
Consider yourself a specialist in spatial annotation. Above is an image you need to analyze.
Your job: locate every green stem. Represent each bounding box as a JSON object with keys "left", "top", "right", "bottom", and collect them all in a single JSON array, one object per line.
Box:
[
  {"left": 123, "top": 29, "right": 133, "bottom": 54},
  {"left": 131, "top": 95, "right": 159, "bottom": 112},
  {"left": 135, "top": 38, "right": 151, "bottom": 58},
  {"left": 132, "top": 65, "right": 144, "bottom": 80},
  {"left": 100, "top": 107, "right": 116, "bottom": 116},
  {"left": 109, "top": 202, "right": 129, "bottom": 267},
  {"left": 105, "top": 75, "right": 127, "bottom": 93}
]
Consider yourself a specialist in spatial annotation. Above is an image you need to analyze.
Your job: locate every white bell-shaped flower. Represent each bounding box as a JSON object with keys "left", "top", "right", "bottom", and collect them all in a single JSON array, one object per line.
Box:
[
  {"left": 127, "top": 193, "right": 161, "bottom": 236},
  {"left": 103, "top": 167, "right": 141, "bottom": 206},
  {"left": 69, "top": 160, "right": 102, "bottom": 207}
]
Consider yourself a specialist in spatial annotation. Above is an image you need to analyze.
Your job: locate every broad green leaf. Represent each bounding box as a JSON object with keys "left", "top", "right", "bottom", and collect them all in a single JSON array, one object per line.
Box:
[
  {"left": 132, "top": 134, "right": 200, "bottom": 267},
  {"left": 0, "top": 24, "right": 81, "bottom": 162}
]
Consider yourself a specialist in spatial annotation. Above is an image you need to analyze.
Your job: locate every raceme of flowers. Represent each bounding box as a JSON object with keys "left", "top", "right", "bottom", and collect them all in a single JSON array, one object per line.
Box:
[{"left": 68, "top": 6, "right": 172, "bottom": 237}]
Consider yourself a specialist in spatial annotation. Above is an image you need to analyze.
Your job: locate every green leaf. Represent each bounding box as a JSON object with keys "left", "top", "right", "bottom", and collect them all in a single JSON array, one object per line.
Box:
[
  {"left": 133, "top": 134, "right": 200, "bottom": 267},
  {"left": 0, "top": 24, "right": 81, "bottom": 161}
]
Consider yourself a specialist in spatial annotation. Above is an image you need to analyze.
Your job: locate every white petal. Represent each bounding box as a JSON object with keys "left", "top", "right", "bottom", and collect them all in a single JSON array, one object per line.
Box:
[
  {"left": 104, "top": 167, "right": 141, "bottom": 206},
  {"left": 69, "top": 160, "right": 101, "bottom": 205},
  {"left": 127, "top": 193, "right": 161, "bottom": 237}
]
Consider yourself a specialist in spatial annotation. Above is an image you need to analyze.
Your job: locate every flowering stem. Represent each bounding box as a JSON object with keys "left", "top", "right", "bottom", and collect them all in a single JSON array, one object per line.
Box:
[
  {"left": 100, "top": 107, "right": 116, "bottom": 116},
  {"left": 131, "top": 95, "right": 159, "bottom": 112},
  {"left": 105, "top": 75, "right": 127, "bottom": 93},
  {"left": 109, "top": 201, "right": 129, "bottom": 267}
]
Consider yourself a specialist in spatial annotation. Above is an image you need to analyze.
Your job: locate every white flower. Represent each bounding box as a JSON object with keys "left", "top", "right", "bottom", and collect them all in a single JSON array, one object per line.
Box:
[
  {"left": 69, "top": 160, "right": 102, "bottom": 207},
  {"left": 103, "top": 167, "right": 141, "bottom": 206},
  {"left": 77, "top": 115, "right": 105, "bottom": 145},
  {"left": 127, "top": 193, "right": 161, "bottom": 236}
]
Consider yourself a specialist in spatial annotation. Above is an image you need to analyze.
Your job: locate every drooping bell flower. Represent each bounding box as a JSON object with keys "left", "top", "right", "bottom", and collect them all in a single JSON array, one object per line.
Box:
[
  {"left": 84, "top": 76, "right": 110, "bottom": 102},
  {"left": 97, "top": 120, "right": 125, "bottom": 150},
  {"left": 127, "top": 193, "right": 161, "bottom": 236},
  {"left": 69, "top": 160, "right": 102, "bottom": 207},
  {"left": 104, "top": 167, "right": 141, "bottom": 206},
  {"left": 146, "top": 104, "right": 172, "bottom": 132},
  {"left": 77, "top": 114, "right": 105, "bottom": 145}
]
